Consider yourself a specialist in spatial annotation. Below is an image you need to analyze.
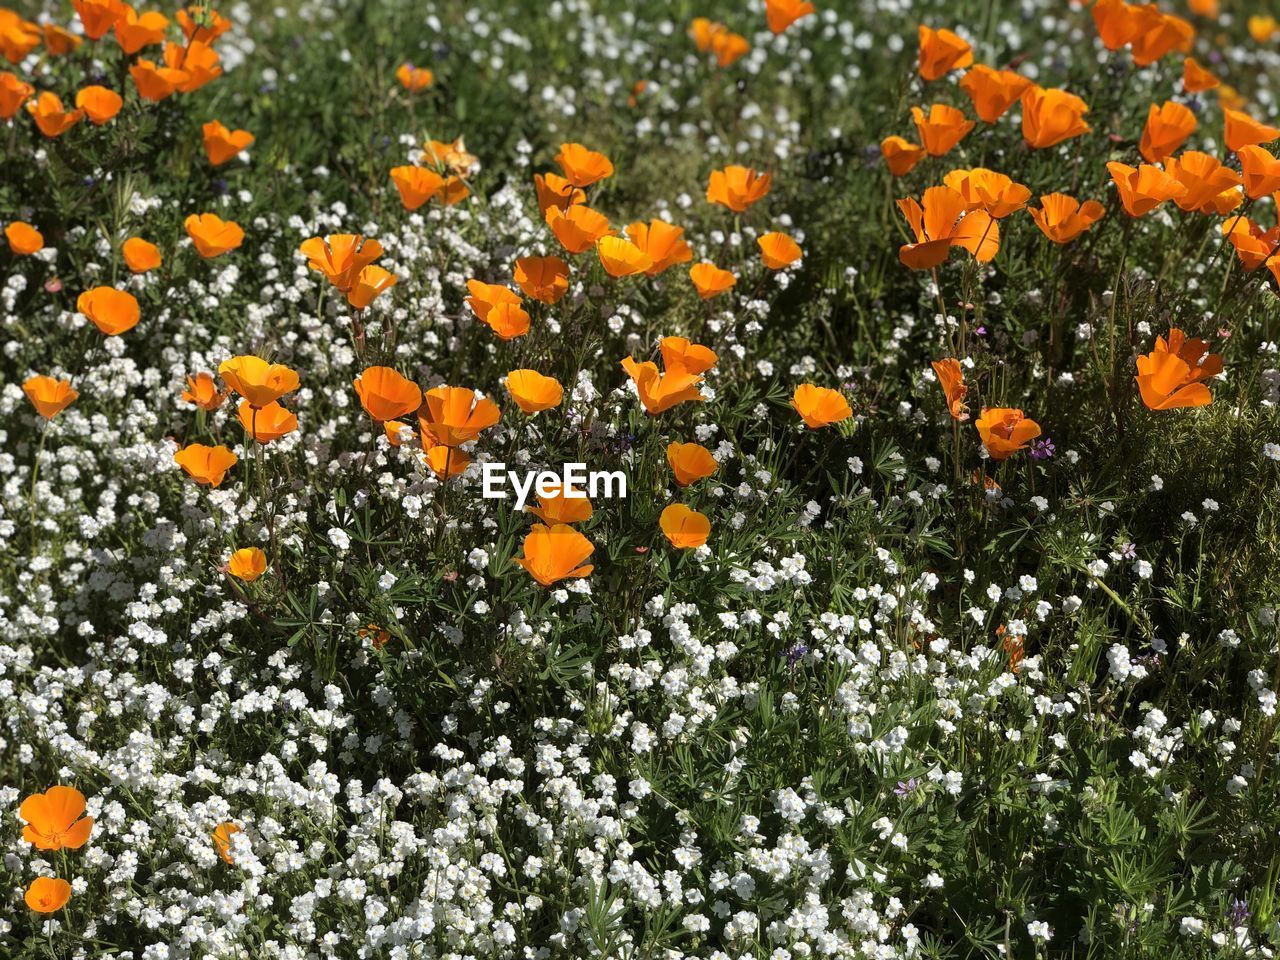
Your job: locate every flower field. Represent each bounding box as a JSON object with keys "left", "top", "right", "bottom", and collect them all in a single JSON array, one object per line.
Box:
[{"left": 4, "top": 0, "right": 1280, "bottom": 956}]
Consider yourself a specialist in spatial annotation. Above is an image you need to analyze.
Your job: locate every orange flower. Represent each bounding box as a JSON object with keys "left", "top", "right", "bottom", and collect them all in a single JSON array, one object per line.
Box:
[
  {"left": 942, "top": 167, "right": 1030, "bottom": 218},
  {"left": 1107, "top": 161, "right": 1188, "bottom": 217},
  {"left": 299, "top": 235, "right": 382, "bottom": 291},
  {"left": 227, "top": 547, "right": 267, "bottom": 582},
  {"left": 212, "top": 822, "right": 241, "bottom": 863},
  {"left": 0, "top": 71, "right": 34, "bottom": 119},
  {"left": 203, "top": 120, "right": 254, "bottom": 165},
  {"left": 346, "top": 265, "right": 397, "bottom": 309},
  {"left": 1092, "top": 0, "right": 1140, "bottom": 50},
  {"left": 1249, "top": 15, "right": 1278, "bottom": 43},
  {"left": 911, "top": 103, "right": 975, "bottom": 157},
  {"left": 597, "top": 236, "right": 654, "bottom": 277},
  {"left": 422, "top": 136, "right": 479, "bottom": 177},
  {"left": 791, "top": 383, "right": 852, "bottom": 429},
  {"left": 483, "top": 301, "right": 530, "bottom": 339},
  {"left": 917, "top": 26, "right": 973, "bottom": 81},
  {"left": 709, "top": 28, "right": 749, "bottom": 67},
  {"left": 959, "top": 65, "right": 1033, "bottom": 123},
  {"left": 384, "top": 420, "right": 414, "bottom": 446},
  {"left": 419, "top": 386, "right": 501, "bottom": 447},
  {"left": 360, "top": 623, "right": 392, "bottom": 648},
  {"left": 931, "top": 358, "right": 969, "bottom": 420},
  {"left": 174, "top": 443, "right": 237, "bottom": 486},
  {"left": 667, "top": 442, "right": 718, "bottom": 486},
  {"left": 516, "top": 523, "right": 594, "bottom": 586},
  {"left": 527, "top": 482, "right": 593, "bottom": 525},
  {"left": 1188, "top": 0, "right": 1219, "bottom": 16},
  {"left": 396, "top": 62, "right": 433, "bottom": 91},
  {"left": 24, "top": 877, "right": 71, "bottom": 913},
  {"left": 176, "top": 5, "right": 231, "bottom": 44},
  {"left": 1164, "top": 151, "right": 1242, "bottom": 212},
  {"left": 43, "top": 24, "right": 83, "bottom": 56},
  {"left": 218, "top": 355, "right": 299, "bottom": 408},
  {"left": 5, "top": 221, "right": 42, "bottom": 255},
  {"left": 166, "top": 40, "right": 222, "bottom": 92},
  {"left": 390, "top": 165, "right": 446, "bottom": 210},
  {"left": 620, "top": 337, "right": 717, "bottom": 415},
  {"left": 182, "top": 371, "right": 224, "bottom": 410},
  {"left": 975, "top": 408, "right": 1041, "bottom": 460},
  {"left": 513, "top": 256, "right": 570, "bottom": 304},
  {"left": 354, "top": 366, "right": 422, "bottom": 421},
  {"left": 660, "top": 504, "right": 710, "bottom": 549},
  {"left": 1238, "top": 145, "right": 1280, "bottom": 199},
  {"left": 765, "top": 0, "right": 815, "bottom": 34},
  {"left": 122, "top": 237, "right": 163, "bottom": 273},
  {"left": 1139, "top": 100, "right": 1196, "bottom": 163},
  {"left": 238, "top": 399, "right": 297, "bottom": 443},
  {"left": 1135, "top": 328, "right": 1221, "bottom": 410},
  {"left": 1223, "top": 218, "right": 1280, "bottom": 271},
  {"left": 897, "top": 185, "right": 998, "bottom": 269},
  {"left": 1021, "top": 85, "right": 1091, "bottom": 148},
  {"left": 1028, "top": 193, "right": 1106, "bottom": 243},
  {"left": 1182, "top": 56, "right": 1218, "bottom": 93},
  {"left": 130, "top": 59, "right": 188, "bottom": 102},
  {"left": 185, "top": 213, "right": 244, "bottom": 258},
  {"left": 534, "top": 172, "right": 585, "bottom": 215},
  {"left": 421, "top": 439, "right": 471, "bottom": 479},
  {"left": 0, "top": 16, "right": 40, "bottom": 64},
  {"left": 758, "top": 231, "right": 802, "bottom": 269},
  {"left": 706, "top": 165, "right": 772, "bottom": 212},
  {"left": 114, "top": 6, "right": 169, "bottom": 55},
  {"left": 880, "top": 136, "right": 926, "bottom": 177},
  {"left": 75, "top": 85, "right": 122, "bottom": 124},
  {"left": 73, "top": 0, "right": 125, "bottom": 39},
  {"left": 554, "top": 142, "right": 614, "bottom": 188},
  {"left": 23, "top": 375, "right": 78, "bottom": 419},
  {"left": 689, "top": 262, "right": 736, "bottom": 299},
  {"left": 660, "top": 336, "right": 719, "bottom": 375},
  {"left": 20, "top": 786, "right": 94, "bottom": 851},
  {"left": 78, "top": 287, "right": 140, "bottom": 336},
  {"left": 1130, "top": 7, "right": 1193, "bottom": 67},
  {"left": 27, "top": 92, "right": 83, "bottom": 138},
  {"left": 626, "top": 219, "right": 693, "bottom": 275},
  {"left": 545, "top": 204, "right": 613, "bottom": 254},
  {"left": 1224, "top": 108, "right": 1280, "bottom": 153},
  {"left": 466, "top": 279, "right": 522, "bottom": 323},
  {"left": 506, "top": 369, "right": 563, "bottom": 414}
]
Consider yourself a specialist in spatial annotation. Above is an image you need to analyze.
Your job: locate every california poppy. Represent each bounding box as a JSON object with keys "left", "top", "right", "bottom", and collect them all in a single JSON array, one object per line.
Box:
[
  {"left": 5, "top": 221, "right": 42, "bottom": 255},
  {"left": 975, "top": 408, "right": 1041, "bottom": 460},
  {"left": 1238, "top": 145, "right": 1280, "bottom": 199},
  {"left": 177, "top": 5, "right": 231, "bottom": 44},
  {"left": 1164, "top": 151, "right": 1243, "bottom": 212},
  {"left": 73, "top": 0, "right": 125, "bottom": 40},
  {"left": 1223, "top": 108, "right": 1280, "bottom": 153},
  {"left": 75, "top": 85, "right": 122, "bottom": 125},
  {"left": 534, "top": 172, "right": 585, "bottom": 215},
  {"left": 959, "top": 65, "right": 1032, "bottom": 123},
  {"left": 1028, "top": 193, "right": 1106, "bottom": 243},
  {"left": 942, "top": 168, "right": 1031, "bottom": 218},
  {"left": 917, "top": 26, "right": 973, "bottom": 81},
  {"left": 166, "top": 40, "right": 222, "bottom": 92},
  {"left": 78, "top": 287, "right": 140, "bottom": 336},
  {"left": 122, "top": 237, "right": 163, "bottom": 273},
  {"left": 660, "top": 336, "right": 719, "bottom": 375},
  {"left": 1020, "top": 85, "right": 1091, "bottom": 148},
  {"left": 514, "top": 256, "right": 570, "bottom": 304},
  {"left": 422, "top": 137, "right": 480, "bottom": 178},
  {"left": 1139, "top": 101, "right": 1196, "bottom": 163},
  {"left": 689, "top": 262, "right": 736, "bottom": 299},
  {"left": 1092, "top": 0, "right": 1139, "bottom": 50},
  {"left": 24, "top": 877, "right": 71, "bottom": 913},
  {"left": 506, "top": 369, "right": 563, "bottom": 414},
  {"left": 174, "top": 443, "right": 238, "bottom": 486},
  {"left": 1182, "top": 56, "right": 1218, "bottom": 93},
  {"left": 620, "top": 337, "right": 717, "bottom": 415},
  {"left": 626, "top": 219, "right": 693, "bottom": 275},
  {"left": 516, "top": 523, "right": 594, "bottom": 586},
  {"left": 24, "top": 374, "right": 77, "bottom": 420},
  {"left": 554, "top": 142, "right": 614, "bottom": 188},
  {"left": 667, "top": 442, "right": 718, "bottom": 486},
  {"left": 706, "top": 165, "right": 772, "bottom": 212},
  {"left": 185, "top": 213, "right": 244, "bottom": 258},
  {"left": 897, "top": 185, "right": 998, "bottom": 269},
  {"left": 911, "top": 104, "right": 975, "bottom": 157},
  {"left": 419, "top": 386, "right": 501, "bottom": 447},
  {"left": 396, "top": 62, "right": 433, "bottom": 91},
  {"left": 130, "top": 58, "right": 188, "bottom": 102},
  {"left": 390, "top": 165, "right": 446, "bottom": 210},
  {"left": 227, "top": 547, "right": 267, "bottom": 582},
  {"left": 219, "top": 355, "right": 299, "bottom": 408},
  {"left": 213, "top": 822, "right": 242, "bottom": 863},
  {"left": 347, "top": 265, "right": 397, "bottom": 309},
  {"left": 757, "top": 231, "right": 802, "bottom": 270},
  {"left": 708, "top": 27, "right": 749, "bottom": 67},
  {"left": 1223, "top": 218, "right": 1280, "bottom": 271},
  {"left": 1130, "top": 7, "right": 1193, "bottom": 67},
  {"left": 354, "top": 366, "right": 422, "bottom": 421},
  {"left": 465, "top": 280, "right": 525, "bottom": 337},
  {"left": 0, "top": 71, "right": 34, "bottom": 119},
  {"left": 1107, "top": 161, "right": 1188, "bottom": 216},
  {"left": 238, "top": 399, "right": 297, "bottom": 443},
  {"left": 880, "top": 136, "right": 926, "bottom": 176},
  {"left": 765, "top": 0, "right": 815, "bottom": 34},
  {"left": 203, "top": 120, "right": 254, "bottom": 166},
  {"left": 660, "top": 503, "right": 711, "bottom": 549},
  {"left": 27, "top": 92, "right": 83, "bottom": 138},
  {"left": 0, "top": 13, "right": 40, "bottom": 62},
  {"left": 182, "top": 371, "right": 224, "bottom": 410},
  {"left": 597, "top": 236, "right": 654, "bottom": 277},
  {"left": 545, "top": 204, "right": 613, "bottom": 254},
  {"left": 43, "top": 24, "right": 83, "bottom": 56},
  {"left": 114, "top": 7, "right": 169, "bottom": 55},
  {"left": 20, "top": 786, "right": 94, "bottom": 851},
  {"left": 527, "top": 482, "right": 593, "bottom": 525},
  {"left": 1135, "top": 328, "right": 1221, "bottom": 409},
  {"left": 421, "top": 439, "right": 471, "bottom": 479},
  {"left": 1249, "top": 15, "right": 1278, "bottom": 42},
  {"left": 931, "top": 358, "right": 969, "bottom": 420},
  {"left": 299, "top": 234, "right": 383, "bottom": 294},
  {"left": 792, "top": 383, "right": 852, "bottom": 429}
]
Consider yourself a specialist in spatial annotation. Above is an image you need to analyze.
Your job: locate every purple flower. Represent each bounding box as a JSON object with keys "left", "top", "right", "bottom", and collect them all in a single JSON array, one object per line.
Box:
[
  {"left": 1029, "top": 437, "right": 1055, "bottom": 461},
  {"left": 782, "top": 642, "right": 809, "bottom": 666},
  {"left": 1228, "top": 898, "right": 1251, "bottom": 927},
  {"left": 894, "top": 778, "right": 919, "bottom": 797}
]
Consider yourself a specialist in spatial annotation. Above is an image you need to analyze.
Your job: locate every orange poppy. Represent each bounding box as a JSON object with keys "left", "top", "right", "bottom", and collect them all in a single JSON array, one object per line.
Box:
[
  {"left": 130, "top": 58, "right": 188, "bottom": 102},
  {"left": 177, "top": 5, "right": 231, "bottom": 44},
  {"left": 506, "top": 369, "right": 563, "bottom": 414},
  {"left": 534, "top": 172, "right": 585, "bottom": 215},
  {"left": 897, "top": 185, "right": 998, "bottom": 269},
  {"left": 73, "top": 0, "right": 125, "bottom": 39},
  {"left": 917, "top": 26, "right": 973, "bottom": 81},
  {"left": 182, "top": 371, "right": 224, "bottom": 410},
  {"left": 299, "top": 235, "right": 382, "bottom": 292},
  {"left": 5, "top": 221, "right": 42, "bottom": 255},
  {"left": 75, "top": 85, "right": 122, "bottom": 125},
  {"left": 114, "top": 6, "right": 169, "bottom": 55},
  {"left": 597, "top": 236, "right": 654, "bottom": 277},
  {"left": 1130, "top": 8, "right": 1193, "bottom": 67},
  {"left": 346, "top": 265, "right": 397, "bottom": 309},
  {"left": 1021, "top": 86, "right": 1090, "bottom": 148},
  {"left": 0, "top": 15, "right": 40, "bottom": 64},
  {"left": 1028, "top": 193, "right": 1106, "bottom": 243},
  {"left": 212, "top": 822, "right": 242, "bottom": 863},
  {"left": 660, "top": 336, "right": 719, "bottom": 375},
  {"left": 513, "top": 256, "right": 570, "bottom": 304},
  {"left": 516, "top": 523, "right": 594, "bottom": 586},
  {"left": 625, "top": 219, "right": 693, "bottom": 275},
  {"left": 1135, "top": 328, "right": 1221, "bottom": 409},
  {"left": 660, "top": 504, "right": 710, "bottom": 549},
  {"left": 43, "top": 23, "right": 82, "bottom": 56},
  {"left": 24, "top": 877, "right": 71, "bottom": 913},
  {"left": 384, "top": 420, "right": 414, "bottom": 446},
  {"left": 421, "top": 439, "right": 471, "bottom": 479},
  {"left": 23, "top": 375, "right": 78, "bottom": 419},
  {"left": 27, "top": 92, "right": 83, "bottom": 138},
  {"left": 419, "top": 386, "right": 501, "bottom": 447},
  {"left": 238, "top": 399, "right": 297, "bottom": 443},
  {"left": 227, "top": 547, "right": 267, "bottom": 582},
  {"left": 78, "top": 287, "right": 140, "bottom": 336},
  {"left": 166, "top": 40, "right": 222, "bottom": 92},
  {"left": 174, "top": 443, "right": 238, "bottom": 486},
  {"left": 396, "top": 62, "right": 433, "bottom": 91},
  {"left": 120, "top": 236, "right": 162, "bottom": 273},
  {"left": 219, "top": 355, "right": 299, "bottom": 408},
  {"left": 1182, "top": 56, "right": 1218, "bottom": 93},
  {"left": 545, "top": 204, "right": 613, "bottom": 254},
  {"left": 1224, "top": 108, "right": 1280, "bottom": 153},
  {"left": 765, "top": 0, "right": 815, "bottom": 35},
  {"left": 975, "top": 408, "right": 1041, "bottom": 460},
  {"left": 709, "top": 28, "right": 749, "bottom": 67},
  {"left": 422, "top": 137, "right": 480, "bottom": 178},
  {"left": 554, "top": 142, "right": 614, "bottom": 188},
  {"left": 203, "top": 120, "right": 254, "bottom": 165},
  {"left": 1107, "top": 161, "right": 1188, "bottom": 216},
  {"left": 1164, "top": 151, "right": 1242, "bottom": 212},
  {"left": 1139, "top": 101, "right": 1196, "bottom": 163},
  {"left": 942, "top": 167, "right": 1031, "bottom": 218},
  {"left": 931, "top": 358, "right": 969, "bottom": 420},
  {"left": 1238, "top": 145, "right": 1280, "bottom": 199},
  {"left": 959, "top": 65, "right": 1033, "bottom": 123},
  {"left": 20, "top": 786, "right": 94, "bottom": 851},
  {"left": 1249, "top": 15, "right": 1278, "bottom": 42},
  {"left": 880, "top": 136, "right": 926, "bottom": 176},
  {"left": 484, "top": 301, "right": 531, "bottom": 340},
  {"left": 527, "top": 482, "right": 593, "bottom": 525},
  {"left": 911, "top": 103, "right": 975, "bottom": 157},
  {"left": 354, "top": 366, "right": 422, "bottom": 421},
  {"left": 706, "top": 165, "right": 772, "bottom": 212},
  {"left": 689, "top": 262, "right": 736, "bottom": 299},
  {"left": 390, "top": 165, "right": 446, "bottom": 210},
  {"left": 1092, "top": 0, "right": 1140, "bottom": 50},
  {"left": 792, "top": 383, "right": 852, "bottom": 429},
  {"left": 620, "top": 337, "right": 717, "bottom": 415},
  {"left": 185, "top": 213, "right": 244, "bottom": 258},
  {"left": 0, "top": 71, "right": 34, "bottom": 119},
  {"left": 667, "top": 441, "right": 718, "bottom": 486},
  {"left": 758, "top": 231, "right": 802, "bottom": 269},
  {"left": 1223, "top": 218, "right": 1280, "bottom": 271},
  {"left": 466, "top": 279, "right": 522, "bottom": 323}
]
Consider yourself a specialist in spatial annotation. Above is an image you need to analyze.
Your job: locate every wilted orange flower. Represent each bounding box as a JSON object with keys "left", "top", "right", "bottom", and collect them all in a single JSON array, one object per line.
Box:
[
  {"left": 660, "top": 504, "right": 710, "bottom": 549},
  {"left": 626, "top": 219, "right": 693, "bottom": 275},
  {"left": 959, "top": 65, "right": 1033, "bottom": 123},
  {"left": 185, "top": 213, "right": 244, "bottom": 258},
  {"left": 354, "top": 366, "right": 422, "bottom": 422},
  {"left": 911, "top": 103, "right": 975, "bottom": 157},
  {"left": 514, "top": 256, "right": 570, "bottom": 303},
  {"left": 27, "top": 92, "right": 83, "bottom": 138},
  {"left": 396, "top": 62, "right": 433, "bottom": 91},
  {"left": 620, "top": 337, "right": 717, "bottom": 415},
  {"left": 123, "top": 236, "right": 163, "bottom": 273},
  {"left": 43, "top": 24, "right": 83, "bottom": 56},
  {"left": 466, "top": 279, "right": 522, "bottom": 324},
  {"left": 1108, "top": 161, "right": 1188, "bottom": 216},
  {"left": 177, "top": 5, "right": 230, "bottom": 43},
  {"left": 76, "top": 85, "right": 122, "bottom": 124},
  {"left": 130, "top": 58, "right": 188, "bottom": 102},
  {"left": 597, "top": 236, "right": 654, "bottom": 277},
  {"left": 5, "top": 221, "right": 42, "bottom": 255},
  {"left": 765, "top": 0, "right": 815, "bottom": 34},
  {"left": 1028, "top": 193, "right": 1106, "bottom": 243},
  {"left": 1182, "top": 56, "right": 1218, "bottom": 93},
  {"left": 24, "top": 877, "right": 71, "bottom": 914},
  {"left": 534, "top": 172, "right": 585, "bottom": 214},
  {"left": 0, "top": 71, "right": 34, "bottom": 119},
  {"left": 554, "top": 142, "right": 614, "bottom": 188},
  {"left": 506, "top": 369, "right": 563, "bottom": 414},
  {"left": 880, "top": 136, "right": 926, "bottom": 176},
  {"left": 792, "top": 383, "right": 852, "bottom": 429},
  {"left": 419, "top": 386, "right": 501, "bottom": 447},
  {"left": 73, "top": 0, "right": 124, "bottom": 39},
  {"left": 114, "top": 6, "right": 169, "bottom": 55},
  {"left": 1139, "top": 100, "right": 1196, "bottom": 163},
  {"left": 1130, "top": 7, "right": 1193, "bottom": 67},
  {"left": 931, "top": 359, "right": 969, "bottom": 420},
  {"left": 390, "top": 165, "right": 446, "bottom": 210},
  {"left": 706, "top": 165, "right": 772, "bottom": 212},
  {"left": 238, "top": 399, "right": 297, "bottom": 443},
  {"left": 689, "top": 262, "right": 736, "bottom": 299},
  {"left": 203, "top": 120, "right": 253, "bottom": 165},
  {"left": 1136, "top": 328, "right": 1221, "bottom": 410},
  {"left": 917, "top": 25, "right": 973, "bottom": 81},
  {"left": 1238, "top": 145, "right": 1280, "bottom": 199},
  {"left": 182, "top": 371, "right": 224, "bottom": 410},
  {"left": 174, "top": 443, "right": 237, "bottom": 486},
  {"left": 667, "top": 442, "right": 718, "bottom": 486},
  {"left": 212, "top": 822, "right": 241, "bottom": 863},
  {"left": 516, "top": 523, "right": 594, "bottom": 585},
  {"left": 78, "top": 287, "right": 140, "bottom": 336},
  {"left": 758, "top": 231, "right": 802, "bottom": 269},
  {"left": 975, "top": 408, "right": 1041, "bottom": 460},
  {"left": 527, "top": 483, "right": 593, "bottom": 525},
  {"left": 422, "top": 136, "right": 479, "bottom": 177},
  {"left": 942, "top": 168, "right": 1030, "bottom": 218},
  {"left": 359, "top": 623, "right": 392, "bottom": 648},
  {"left": 1021, "top": 85, "right": 1091, "bottom": 148},
  {"left": 227, "top": 547, "right": 267, "bottom": 581},
  {"left": 299, "top": 235, "right": 382, "bottom": 291},
  {"left": 1164, "top": 151, "right": 1242, "bottom": 212},
  {"left": 1224, "top": 108, "right": 1280, "bottom": 153},
  {"left": 897, "top": 185, "right": 998, "bottom": 269},
  {"left": 545, "top": 204, "right": 613, "bottom": 254},
  {"left": 219, "top": 355, "right": 299, "bottom": 408},
  {"left": 346, "top": 265, "right": 397, "bottom": 309},
  {"left": 20, "top": 786, "right": 94, "bottom": 851},
  {"left": 24, "top": 375, "right": 78, "bottom": 420},
  {"left": 166, "top": 40, "right": 222, "bottom": 92},
  {"left": 1223, "top": 218, "right": 1280, "bottom": 271}
]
